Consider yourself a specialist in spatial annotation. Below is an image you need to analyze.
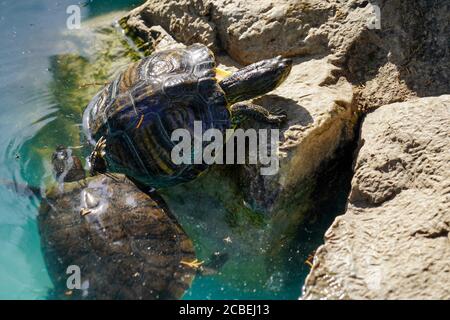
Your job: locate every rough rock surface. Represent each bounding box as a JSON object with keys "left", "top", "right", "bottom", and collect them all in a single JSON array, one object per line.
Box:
[
  {"left": 341, "top": 0, "right": 450, "bottom": 109},
  {"left": 123, "top": 0, "right": 369, "bottom": 64},
  {"left": 302, "top": 96, "right": 450, "bottom": 299},
  {"left": 124, "top": 0, "right": 449, "bottom": 106}
]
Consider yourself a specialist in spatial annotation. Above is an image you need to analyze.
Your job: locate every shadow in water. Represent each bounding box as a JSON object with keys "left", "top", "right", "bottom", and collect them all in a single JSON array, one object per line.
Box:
[{"left": 285, "top": 118, "right": 362, "bottom": 293}]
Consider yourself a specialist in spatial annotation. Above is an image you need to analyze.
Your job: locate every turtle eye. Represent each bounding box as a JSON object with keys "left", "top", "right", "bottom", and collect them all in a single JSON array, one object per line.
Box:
[{"left": 53, "top": 151, "right": 67, "bottom": 161}]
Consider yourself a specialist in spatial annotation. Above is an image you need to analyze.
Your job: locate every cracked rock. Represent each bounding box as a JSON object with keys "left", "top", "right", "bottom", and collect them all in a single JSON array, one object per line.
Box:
[{"left": 302, "top": 96, "right": 450, "bottom": 300}]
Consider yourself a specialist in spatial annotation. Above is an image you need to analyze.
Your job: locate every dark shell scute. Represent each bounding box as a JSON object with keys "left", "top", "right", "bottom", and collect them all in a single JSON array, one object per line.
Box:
[{"left": 83, "top": 44, "right": 231, "bottom": 188}]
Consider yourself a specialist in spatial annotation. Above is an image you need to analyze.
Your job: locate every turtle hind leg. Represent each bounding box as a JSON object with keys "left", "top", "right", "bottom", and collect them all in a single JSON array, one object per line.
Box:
[
  {"left": 230, "top": 102, "right": 287, "bottom": 126},
  {"left": 89, "top": 136, "right": 107, "bottom": 176},
  {"left": 198, "top": 252, "right": 229, "bottom": 276}
]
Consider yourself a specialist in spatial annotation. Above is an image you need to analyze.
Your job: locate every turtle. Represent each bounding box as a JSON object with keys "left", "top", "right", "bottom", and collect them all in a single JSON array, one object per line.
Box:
[
  {"left": 83, "top": 43, "right": 292, "bottom": 188},
  {"left": 37, "top": 146, "right": 227, "bottom": 300}
]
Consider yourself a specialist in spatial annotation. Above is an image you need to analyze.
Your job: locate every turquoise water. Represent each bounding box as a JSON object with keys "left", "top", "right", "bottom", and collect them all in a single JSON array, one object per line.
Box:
[
  {"left": 0, "top": 0, "right": 145, "bottom": 300},
  {"left": 0, "top": 0, "right": 351, "bottom": 300}
]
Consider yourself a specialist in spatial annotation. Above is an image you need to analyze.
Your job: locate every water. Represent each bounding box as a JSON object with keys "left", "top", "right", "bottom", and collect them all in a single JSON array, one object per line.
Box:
[
  {"left": 0, "top": 0, "right": 145, "bottom": 300},
  {"left": 0, "top": 0, "right": 351, "bottom": 300}
]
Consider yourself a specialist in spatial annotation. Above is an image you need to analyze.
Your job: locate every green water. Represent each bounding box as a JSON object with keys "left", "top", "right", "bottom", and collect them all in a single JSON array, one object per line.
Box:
[
  {"left": 0, "top": 0, "right": 351, "bottom": 300},
  {"left": 0, "top": 0, "right": 145, "bottom": 300}
]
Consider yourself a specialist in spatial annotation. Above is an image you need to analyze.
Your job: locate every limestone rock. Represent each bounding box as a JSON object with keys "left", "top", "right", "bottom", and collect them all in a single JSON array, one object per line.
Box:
[
  {"left": 339, "top": 0, "right": 450, "bottom": 108},
  {"left": 122, "top": 0, "right": 372, "bottom": 64},
  {"left": 302, "top": 96, "right": 450, "bottom": 299},
  {"left": 124, "top": 0, "right": 449, "bottom": 107},
  {"left": 123, "top": 0, "right": 217, "bottom": 53}
]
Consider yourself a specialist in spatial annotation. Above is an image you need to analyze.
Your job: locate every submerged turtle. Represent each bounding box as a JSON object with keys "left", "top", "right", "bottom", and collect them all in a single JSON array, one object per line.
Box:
[
  {"left": 83, "top": 43, "right": 292, "bottom": 188},
  {"left": 38, "top": 146, "right": 226, "bottom": 299}
]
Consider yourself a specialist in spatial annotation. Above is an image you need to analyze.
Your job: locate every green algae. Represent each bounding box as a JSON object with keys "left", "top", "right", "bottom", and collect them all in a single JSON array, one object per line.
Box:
[
  {"left": 19, "top": 12, "right": 144, "bottom": 188},
  {"left": 118, "top": 16, "right": 153, "bottom": 56}
]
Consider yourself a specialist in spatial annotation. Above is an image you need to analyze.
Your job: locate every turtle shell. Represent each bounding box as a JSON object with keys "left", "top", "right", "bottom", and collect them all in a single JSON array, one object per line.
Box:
[
  {"left": 38, "top": 174, "right": 196, "bottom": 299},
  {"left": 83, "top": 44, "right": 231, "bottom": 188}
]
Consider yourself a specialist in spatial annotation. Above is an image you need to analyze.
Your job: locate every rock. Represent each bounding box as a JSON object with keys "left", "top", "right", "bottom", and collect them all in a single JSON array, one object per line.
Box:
[
  {"left": 339, "top": 0, "right": 450, "bottom": 109},
  {"left": 209, "top": 0, "right": 335, "bottom": 64},
  {"left": 123, "top": 0, "right": 217, "bottom": 52},
  {"left": 122, "top": 0, "right": 370, "bottom": 64},
  {"left": 145, "top": 25, "right": 186, "bottom": 51},
  {"left": 302, "top": 96, "right": 450, "bottom": 299},
  {"left": 123, "top": 0, "right": 449, "bottom": 107}
]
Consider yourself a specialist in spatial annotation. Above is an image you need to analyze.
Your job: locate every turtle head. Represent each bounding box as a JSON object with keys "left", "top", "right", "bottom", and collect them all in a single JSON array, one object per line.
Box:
[
  {"left": 219, "top": 56, "right": 292, "bottom": 105},
  {"left": 52, "top": 145, "right": 86, "bottom": 183}
]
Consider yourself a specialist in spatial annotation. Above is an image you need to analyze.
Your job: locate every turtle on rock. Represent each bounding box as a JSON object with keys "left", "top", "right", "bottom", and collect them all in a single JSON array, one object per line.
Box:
[
  {"left": 83, "top": 43, "right": 292, "bottom": 188},
  {"left": 38, "top": 146, "right": 226, "bottom": 300}
]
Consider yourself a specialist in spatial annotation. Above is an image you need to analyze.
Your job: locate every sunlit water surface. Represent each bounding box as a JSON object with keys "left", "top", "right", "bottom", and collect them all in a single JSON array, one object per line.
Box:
[{"left": 0, "top": 0, "right": 147, "bottom": 300}]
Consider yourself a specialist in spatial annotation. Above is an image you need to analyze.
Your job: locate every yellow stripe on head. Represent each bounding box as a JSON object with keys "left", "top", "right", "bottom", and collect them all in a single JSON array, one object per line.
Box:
[{"left": 215, "top": 67, "right": 232, "bottom": 81}]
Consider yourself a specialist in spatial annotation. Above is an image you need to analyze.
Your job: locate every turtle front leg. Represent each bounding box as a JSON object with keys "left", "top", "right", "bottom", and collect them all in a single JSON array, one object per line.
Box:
[
  {"left": 230, "top": 102, "right": 287, "bottom": 126},
  {"left": 89, "top": 136, "right": 107, "bottom": 176}
]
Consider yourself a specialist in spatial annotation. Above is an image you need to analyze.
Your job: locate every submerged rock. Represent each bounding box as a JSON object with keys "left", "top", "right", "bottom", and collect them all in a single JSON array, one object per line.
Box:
[{"left": 302, "top": 96, "right": 450, "bottom": 299}]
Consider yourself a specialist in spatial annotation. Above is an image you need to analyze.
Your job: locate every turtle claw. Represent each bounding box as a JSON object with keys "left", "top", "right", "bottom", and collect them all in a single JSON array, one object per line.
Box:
[
  {"left": 80, "top": 208, "right": 92, "bottom": 216},
  {"left": 230, "top": 102, "right": 287, "bottom": 125},
  {"left": 96, "top": 136, "right": 107, "bottom": 155},
  {"left": 180, "top": 259, "right": 204, "bottom": 270},
  {"left": 89, "top": 136, "right": 107, "bottom": 176},
  {"left": 267, "top": 111, "right": 287, "bottom": 125}
]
